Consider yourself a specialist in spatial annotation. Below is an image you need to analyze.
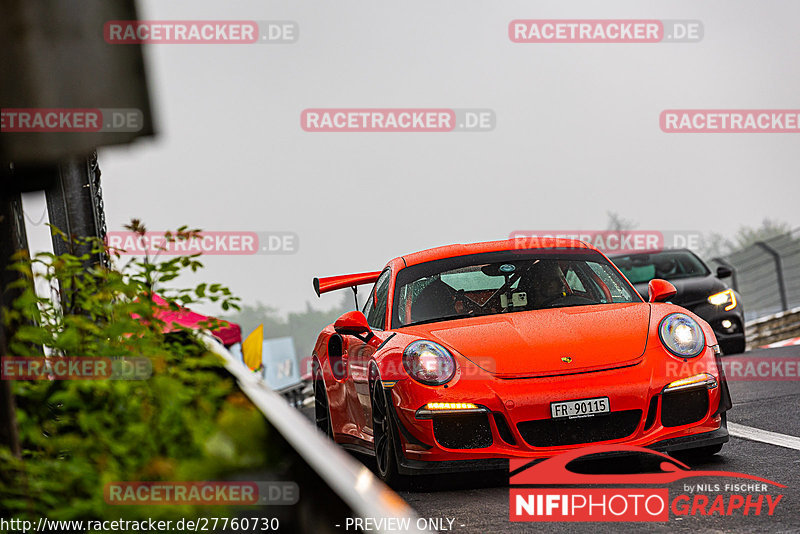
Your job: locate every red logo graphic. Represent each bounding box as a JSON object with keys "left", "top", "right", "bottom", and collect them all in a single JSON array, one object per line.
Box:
[{"left": 509, "top": 444, "right": 784, "bottom": 522}]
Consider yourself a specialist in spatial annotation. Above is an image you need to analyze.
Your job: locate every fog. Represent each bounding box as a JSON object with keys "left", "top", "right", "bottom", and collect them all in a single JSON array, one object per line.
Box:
[{"left": 89, "top": 0, "right": 800, "bottom": 315}]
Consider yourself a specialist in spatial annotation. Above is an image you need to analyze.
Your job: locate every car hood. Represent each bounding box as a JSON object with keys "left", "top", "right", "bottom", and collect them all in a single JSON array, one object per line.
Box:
[
  {"left": 401, "top": 303, "right": 651, "bottom": 378},
  {"left": 632, "top": 275, "right": 728, "bottom": 306}
]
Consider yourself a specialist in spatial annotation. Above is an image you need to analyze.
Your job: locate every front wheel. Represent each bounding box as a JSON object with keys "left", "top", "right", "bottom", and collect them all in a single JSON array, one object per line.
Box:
[
  {"left": 314, "top": 370, "right": 333, "bottom": 439},
  {"left": 371, "top": 380, "right": 406, "bottom": 487}
]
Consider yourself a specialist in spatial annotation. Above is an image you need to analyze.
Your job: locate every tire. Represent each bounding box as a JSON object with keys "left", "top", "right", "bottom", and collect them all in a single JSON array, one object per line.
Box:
[
  {"left": 720, "top": 338, "right": 746, "bottom": 355},
  {"left": 314, "top": 371, "right": 333, "bottom": 439},
  {"left": 371, "top": 380, "right": 406, "bottom": 488}
]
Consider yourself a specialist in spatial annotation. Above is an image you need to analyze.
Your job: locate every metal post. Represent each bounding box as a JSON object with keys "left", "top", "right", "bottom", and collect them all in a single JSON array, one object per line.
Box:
[
  {"left": 754, "top": 241, "right": 789, "bottom": 312},
  {"left": 712, "top": 257, "right": 739, "bottom": 292},
  {"left": 37, "top": 152, "right": 107, "bottom": 314},
  {"left": 44, "top": 151, "right": 107, "bottom": 264}
]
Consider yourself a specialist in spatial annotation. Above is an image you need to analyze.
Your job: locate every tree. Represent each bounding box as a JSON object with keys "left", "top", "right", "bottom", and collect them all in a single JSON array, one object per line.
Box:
[
  {"left": 697, "top": 219, "right": 792, "bottom": 259},
  {"left": 731, "top": 218, "right": 791, "bottom": 250},
  {"left": 606, "top": 211, "right": 637, "bottom": 232},
  {"left": 224, "top": 295, "right": 352, "bottom": 361}
]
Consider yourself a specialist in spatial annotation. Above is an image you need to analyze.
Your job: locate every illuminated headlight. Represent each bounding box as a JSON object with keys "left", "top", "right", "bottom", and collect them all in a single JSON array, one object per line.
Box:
[
  {"left": 659, "top": 313, "right": 706, "bottom": 358},
  {"left": 403, "top": 340, "right": 456, "bottom": 385},
  {"left": 663, "top": 373, "right": 718, "bottom": 393},
  {"left": 708, "top": 289, "right": 737, "bottom": 311}
]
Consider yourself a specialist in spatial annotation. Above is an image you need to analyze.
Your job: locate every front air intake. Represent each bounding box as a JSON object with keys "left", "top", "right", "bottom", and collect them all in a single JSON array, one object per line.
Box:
[
  {"left": 517, "top": 410, "right": 642, "bottom": 447},
  {"left": 432, "top": 413, "right": 493, "bottom": 449},
  {"left": 661, "top": 388, "right": 709, "bottom": 427}
]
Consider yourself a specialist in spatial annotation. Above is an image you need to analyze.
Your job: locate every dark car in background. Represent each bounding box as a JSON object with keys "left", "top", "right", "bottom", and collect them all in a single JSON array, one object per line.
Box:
[{"left": 609, "top": 249, "right": 745, "bottom": 354}]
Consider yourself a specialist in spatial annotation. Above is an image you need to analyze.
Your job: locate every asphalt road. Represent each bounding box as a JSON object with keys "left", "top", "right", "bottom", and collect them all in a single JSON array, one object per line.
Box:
[{"left": 305, "top": 344, "right": 800, "bottom": 533}]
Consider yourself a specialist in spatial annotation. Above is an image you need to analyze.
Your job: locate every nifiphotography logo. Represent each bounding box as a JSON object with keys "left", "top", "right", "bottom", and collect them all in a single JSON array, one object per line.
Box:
[{"left": 510, "top": 444, "right": 784, "bottom": 522}]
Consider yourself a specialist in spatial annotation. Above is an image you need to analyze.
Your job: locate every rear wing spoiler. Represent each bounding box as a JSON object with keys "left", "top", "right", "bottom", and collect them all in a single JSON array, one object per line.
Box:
[{"left": 313, "top": 271, "right": 382, "bottom": 297}]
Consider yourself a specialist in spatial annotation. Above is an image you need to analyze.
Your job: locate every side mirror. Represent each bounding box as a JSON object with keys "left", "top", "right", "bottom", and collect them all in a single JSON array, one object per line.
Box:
[
  {"left": 334, "top": 311, "right": 372, "bottom": 337},
  {"left": 648, "top": 279, "right": 677, "bottom": 303},
  {"left": 716, "top": 266, "right": 732, "bottom": 279}
]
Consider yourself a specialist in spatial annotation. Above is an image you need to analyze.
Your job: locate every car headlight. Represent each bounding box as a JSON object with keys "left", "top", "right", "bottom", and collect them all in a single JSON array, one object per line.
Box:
[
  {"left": 708, "top": 289, "right": 737, "bottom": 311},
  {"left": 403, "top": 340, "right": 456, "bottom": 385},
  {"left": 658, "top": 313, "right": 705, "bottom": 358}
]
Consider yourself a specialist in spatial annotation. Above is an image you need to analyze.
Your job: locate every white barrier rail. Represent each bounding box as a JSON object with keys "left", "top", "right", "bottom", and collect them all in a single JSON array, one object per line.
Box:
[
  {"left": 201, "top": 335, "right": 429, "bottom": 534},
  {"left": 745, "top": 306, "right": 800, "bottom": 348}
]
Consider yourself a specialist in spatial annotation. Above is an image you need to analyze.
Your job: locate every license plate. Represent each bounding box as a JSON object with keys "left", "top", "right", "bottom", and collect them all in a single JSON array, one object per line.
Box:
[{"left": 551, "top": 397, "right": 609, "bottom": 419}]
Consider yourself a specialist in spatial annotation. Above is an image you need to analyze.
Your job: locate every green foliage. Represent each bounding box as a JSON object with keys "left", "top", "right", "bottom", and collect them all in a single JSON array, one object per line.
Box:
[{"left": 0, "top": 222, "right": 271, "bottom": 521}]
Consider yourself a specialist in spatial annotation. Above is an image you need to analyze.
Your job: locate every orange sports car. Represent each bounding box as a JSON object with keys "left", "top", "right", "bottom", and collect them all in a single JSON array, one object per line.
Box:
[{"left": 311, "top": 238, "right": 731, "bottom": 485}]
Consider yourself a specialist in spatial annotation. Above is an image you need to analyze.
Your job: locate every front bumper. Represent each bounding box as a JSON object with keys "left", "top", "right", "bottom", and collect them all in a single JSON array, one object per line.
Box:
[
  {"left": 649, "top": 413, "right": 729, "bottom": 453},
  {"left": 394, "top": 419, "right": 729, "bottom": 475}
]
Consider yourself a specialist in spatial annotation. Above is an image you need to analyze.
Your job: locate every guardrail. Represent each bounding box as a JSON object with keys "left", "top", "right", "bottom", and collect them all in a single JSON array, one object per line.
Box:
[
  {"left": 201, "top": 334, "right": 429, "bottom": 534},
  {"left": 745, "top": 307, "right": 800, "bottom": 349},
  {"left": 710, "top": 228, "right": 800, "bottom": 322}
]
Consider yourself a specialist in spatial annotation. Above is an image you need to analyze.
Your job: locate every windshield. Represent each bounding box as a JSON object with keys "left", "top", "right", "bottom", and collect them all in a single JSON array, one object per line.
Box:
[
  {"left": 611, "top": 251, "right": 710, "bottom": 284},
  {"left": 392, "top": 250, "right": 639, "bottom": 328}
]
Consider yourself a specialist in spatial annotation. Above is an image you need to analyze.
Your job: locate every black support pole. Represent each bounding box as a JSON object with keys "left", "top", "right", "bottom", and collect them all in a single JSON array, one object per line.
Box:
[
  {"left": 755, "top": 241, "right": 789, "bottom": 312},
  {"left": 44, "top": 151, "right": 107, "bottom": 264},
  {"left": 0, "top": 178, "right": 28, "bottom": 458}
]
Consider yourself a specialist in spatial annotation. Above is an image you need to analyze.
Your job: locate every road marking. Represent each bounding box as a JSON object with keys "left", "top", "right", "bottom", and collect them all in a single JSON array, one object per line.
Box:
[{"left": 728, "top": 422, "right": 800, "bottom": 451}]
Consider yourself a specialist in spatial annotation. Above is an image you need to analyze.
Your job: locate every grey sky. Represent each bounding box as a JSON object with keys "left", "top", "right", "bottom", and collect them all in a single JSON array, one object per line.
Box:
[{"left": 92, "top": 0, "right": 800, "bottom": 316}]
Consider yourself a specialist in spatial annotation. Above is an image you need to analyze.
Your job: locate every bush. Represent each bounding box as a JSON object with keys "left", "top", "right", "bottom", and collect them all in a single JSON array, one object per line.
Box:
[{"left": 0, "top": 222, "right": 271, "bottom": 520}]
